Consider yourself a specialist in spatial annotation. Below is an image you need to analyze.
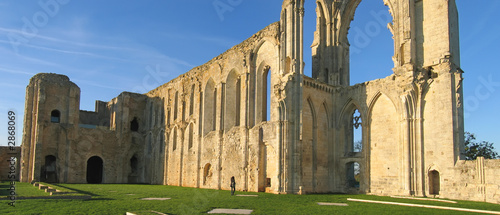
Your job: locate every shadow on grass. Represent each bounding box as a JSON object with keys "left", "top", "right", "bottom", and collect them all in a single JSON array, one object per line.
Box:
[
  {"left": 85, "top": 198, "right": 114, "bottom": 201},
  {"left": 0, "top": 184, "right": 14, "bottom": 196},
  {"left": 52, "top": 184, "right": 101, "bottom": 197}
]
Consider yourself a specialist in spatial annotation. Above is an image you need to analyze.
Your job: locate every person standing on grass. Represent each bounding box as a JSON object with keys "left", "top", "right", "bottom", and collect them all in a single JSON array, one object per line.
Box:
[{"left": 230, "top": 176, "right": 236, "bottom": 196}]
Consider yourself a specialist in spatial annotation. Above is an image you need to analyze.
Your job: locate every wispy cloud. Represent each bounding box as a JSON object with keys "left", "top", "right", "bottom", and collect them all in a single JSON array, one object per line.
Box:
[
  {"left": 0, "top": 66, "right": 36, "bottom": 76},
  {"left": 72, "top": 78, "right": 129, "bottom": 92},
  {"left": 162, "top": 31, "right": 240, "bottom": 48}
]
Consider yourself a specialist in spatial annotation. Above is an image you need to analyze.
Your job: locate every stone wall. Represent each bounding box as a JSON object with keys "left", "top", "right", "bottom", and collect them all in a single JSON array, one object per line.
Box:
[
  {"left": 444, "top": 158, "right": 500, "bottom": 204},
  {"left": 146, "top": 22, "right": 282, "bottom": 192}
]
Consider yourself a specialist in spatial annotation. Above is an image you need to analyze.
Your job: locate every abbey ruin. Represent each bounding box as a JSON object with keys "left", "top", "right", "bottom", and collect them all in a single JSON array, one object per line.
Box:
[{"left": 20, "top": 0, "right": 499, "bottom": 204}]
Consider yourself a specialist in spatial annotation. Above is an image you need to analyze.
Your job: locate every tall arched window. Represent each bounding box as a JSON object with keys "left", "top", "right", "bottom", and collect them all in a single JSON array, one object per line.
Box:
[
  {"left": 264, "top": 68, "right": 271, "bottom": 122},
  {"left": 352, "top": 109, "right": 362, "bottom": 153},
  {"left": 203, "top": 79, "right": 216, "bottom": 135},
  {"left": 172, "top": 128, "right": 178, "bottom": 151},
  {"left": 189, "top": 84, "right": 195, "bottom": 116},
  {"left": 225, "top": 70, "right": 241, "bottom": 131},
  {"left": 51, "top": 110, "right": 60, "bottom": 123},
  {"left": 174, "top": 91, "right": 179, "bottom": 120},
  {"left": 188, "top": 123, "right": 194, "bottom": 149}
]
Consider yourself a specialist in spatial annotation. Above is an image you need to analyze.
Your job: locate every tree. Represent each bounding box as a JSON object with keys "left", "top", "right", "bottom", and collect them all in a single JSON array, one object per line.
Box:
[{"left": 463, "top": 132, "right": 500, "bottom": 160}]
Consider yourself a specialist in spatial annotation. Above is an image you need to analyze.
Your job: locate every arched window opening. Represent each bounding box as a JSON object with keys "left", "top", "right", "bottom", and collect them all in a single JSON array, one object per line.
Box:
[
  {"left": 346, "top": 162, "right": 360, "bottom": 189},
  {"left": 347, "top": 1, "right": 393, "bottom": 85},
  {"left": 51, "top": 110, "right": 60, "bottom": 123},
  {"left": 263, "top": 67, "right": 271, "bottom": 122},
  {"left": 203, "top": 163, "right": 212, "bottom": 185},
  {"left": 130, "top": 117, "right": 139, "bottom": 132},
  {"left": 182, "top": 101, "right": 186, "bottom": 122},
  {"left": 188, "top": 123, "right": 194, "bottom": 149},
  {"left": 174, "top": 92, "right": 179, "bottom": 120},
  {"left": 429, "top": 170, "right": 440, "bottom": 195},
  {"left": 190, "top": 85, "right": 195, "bottom": 116},
  {"left": 86, "top": 156, "right": 103, "bottom": 184},
  {"left": 167, "top": 109, "right": 171, "bottom": 126},
  {"left": 225, "top": 71, "right": 241, "bottom": 131},
  {"left": 352, "top": 109, "right": 362, "bottom": 153},
  {"left": 203, "top": 79, "right": 216, "bottom": 135},
  {"left": 172, "top": 128, "right": 178, "bottom": 151},
  {"left": 236, "top": 78, "right": 241, "bottom": 126},
  {"left": 213, "top": 88, "right": 217, "bottom": 130}
]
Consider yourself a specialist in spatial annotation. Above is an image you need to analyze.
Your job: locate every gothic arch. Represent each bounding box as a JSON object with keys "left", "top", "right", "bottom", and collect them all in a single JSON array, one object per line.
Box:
[
  {"left": 252, "top": 38, "right": 279, "bottom": 60},
  {"left": 171, "top": 126, "right": 179, "bottom": 151},
  {"left": 301, "top": 96, "right": 317, "bottom": 192},
  {"left": 338, "top": 98, "right": 363, "bottom": 127},
  {"left": 252, "top": 39, "right": 279, "bottom": 125},
  {"left": 339, "top": 99, "right": 364, "bottom": 155},
  {"left": 225, "top": 69, "right": 241, "bottom": 131},
  {"left": 367, "top": 91, "right": 399, "bottom": 120},
  {"left": 321, "top": 101, "right": 330, "bottom": 128},
  {"left": 203, "top": 78, "right": 216, "bottom": 135},
  {"left": 368, "top": 92, "right": 401, "bottom": 193},
  {"left": 186, "top": 122, "right": 195, "bottom": 149},
  {"left": 338, "top": 0, "right": 395, "bottom": 44}
]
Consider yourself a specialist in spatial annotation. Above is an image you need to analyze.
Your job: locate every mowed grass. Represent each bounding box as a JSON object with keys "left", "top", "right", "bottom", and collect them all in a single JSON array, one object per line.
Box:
[
  {"left": 0, "top": 182, "right": 51, "bottom": 197},
  {"left": 1, "top": 182, "right": 499, "bottom": 214}
]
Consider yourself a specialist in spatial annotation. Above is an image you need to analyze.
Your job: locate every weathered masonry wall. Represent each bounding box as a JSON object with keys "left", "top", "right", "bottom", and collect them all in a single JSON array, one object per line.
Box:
[
  {"left": 446, "top": 158, "right": 500, "bottom": 204},
  {"left": 146, "top": 22, "right": 283, "bottom": 193}
]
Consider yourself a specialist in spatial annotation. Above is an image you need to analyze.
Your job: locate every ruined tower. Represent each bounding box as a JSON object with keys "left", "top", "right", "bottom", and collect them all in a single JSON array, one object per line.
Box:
[{"left": 21, "top": 74, "right": 80, "bottom": 183}]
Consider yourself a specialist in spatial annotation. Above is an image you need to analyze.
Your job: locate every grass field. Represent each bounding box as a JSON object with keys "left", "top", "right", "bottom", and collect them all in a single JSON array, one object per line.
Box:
[{"left": 1, "top": 182, "right": 499, "bottom": 214}]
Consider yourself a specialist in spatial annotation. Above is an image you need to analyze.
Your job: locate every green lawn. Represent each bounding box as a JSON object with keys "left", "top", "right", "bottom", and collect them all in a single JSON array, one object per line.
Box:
[{"left": 1, "top": 182, "right": 499, "bottom": 214}]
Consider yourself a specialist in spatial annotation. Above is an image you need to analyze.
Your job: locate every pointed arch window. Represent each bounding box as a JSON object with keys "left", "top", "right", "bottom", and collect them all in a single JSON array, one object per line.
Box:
[{"left": 352, "top": 109, "right": 362, "bottom": 153}]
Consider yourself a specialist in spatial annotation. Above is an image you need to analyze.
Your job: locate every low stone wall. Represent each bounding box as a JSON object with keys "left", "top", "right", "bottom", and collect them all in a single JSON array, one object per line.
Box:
[{"left": 446, "top": 157, "right": 500, "bottom": 204}]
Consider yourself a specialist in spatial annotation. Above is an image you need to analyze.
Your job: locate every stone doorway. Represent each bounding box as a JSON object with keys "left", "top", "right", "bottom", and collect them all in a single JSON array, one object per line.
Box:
[
  {"left": 87, "top": 156, "right": 103, "bottom": 184},
  {"left": 43, "top": 155, "right": 57, "bottom": 183},
  {"left": 429, "top": 170, "right": 440, "bottom": 195}
]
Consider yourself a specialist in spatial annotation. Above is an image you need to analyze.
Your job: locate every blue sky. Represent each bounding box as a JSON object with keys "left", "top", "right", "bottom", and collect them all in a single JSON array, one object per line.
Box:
[{"left": 1, "top": 1, "right": 499, "bottom": 154}]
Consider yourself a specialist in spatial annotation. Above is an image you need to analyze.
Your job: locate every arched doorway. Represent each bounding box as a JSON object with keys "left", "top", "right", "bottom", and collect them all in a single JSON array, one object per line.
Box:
[
  {"left": 429, "top": 170, "right": 440, "bottom": 195},
  {"left": 43, "top": 155, "right": 57, "bottom": 183},
  {"left": 87, "top": 156, "right": 103, "bottom": 184}
]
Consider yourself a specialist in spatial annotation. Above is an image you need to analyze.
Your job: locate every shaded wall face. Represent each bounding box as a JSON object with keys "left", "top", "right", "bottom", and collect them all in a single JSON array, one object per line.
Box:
[{"left": 0, "top": 147, "right": 20, "bottom": 181}]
